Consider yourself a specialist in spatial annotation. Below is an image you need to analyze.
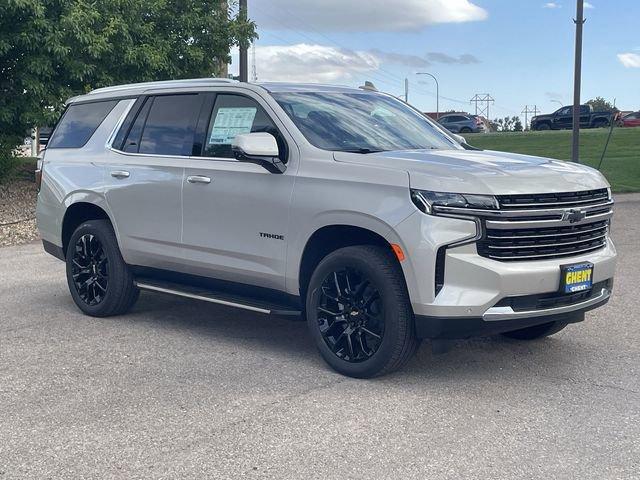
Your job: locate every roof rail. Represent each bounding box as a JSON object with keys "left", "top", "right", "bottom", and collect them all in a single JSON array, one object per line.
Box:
[{"left": 88, "top": 78, "right": 237, "bottom": 95}]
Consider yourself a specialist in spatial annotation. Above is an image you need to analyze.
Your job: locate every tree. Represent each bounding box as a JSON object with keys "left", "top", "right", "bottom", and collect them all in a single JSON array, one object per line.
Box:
[
  {"left": 494, "top": 116, "right": 519, "bottom": 132},
  {"left": 586, "top": 97, "right": 619, "bottom": 113},
  {"left": 0, "top": 0, "right": 256, "bottom": 179},
  {"left": 513, "top": 116, "right": 523, "bottom": 132}
]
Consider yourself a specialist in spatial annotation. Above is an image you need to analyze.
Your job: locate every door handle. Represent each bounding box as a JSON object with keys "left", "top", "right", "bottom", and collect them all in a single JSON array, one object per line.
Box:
[
  {"left": 187, "top": 175, "right": 211, "bottom": 184},
  {"left": 111, "top": 170, "right": 130, "bottom": 179}
]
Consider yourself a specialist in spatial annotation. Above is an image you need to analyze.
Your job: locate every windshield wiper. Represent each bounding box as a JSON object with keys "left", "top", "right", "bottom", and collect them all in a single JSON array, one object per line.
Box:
[{"left": 334, "top": 148, "right": 384, "bottom": 154}]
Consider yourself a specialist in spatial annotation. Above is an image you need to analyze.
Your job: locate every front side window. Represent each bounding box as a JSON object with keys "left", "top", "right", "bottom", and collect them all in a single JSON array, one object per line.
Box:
[
  {"left": 138, "top": 94, "right": 202, "bottom": 156},
  {"left": 272, "top": 91, "right": 457, "bottom": 153},
  {"left": 203, "top": 94, "right": 282, "bottom": 159},
  {"left": 48, "top": 100, "right": 118, "bottom": 148}
]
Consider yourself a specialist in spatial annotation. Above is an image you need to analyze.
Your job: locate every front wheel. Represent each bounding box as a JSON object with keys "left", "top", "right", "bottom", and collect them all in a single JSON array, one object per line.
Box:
[
  {"left": 306, "top": 245, "right": 420, "bottom": 378},
  {"left": 501, "top": 320, "right": 568, "bottom": 340},
  {"left": 66, "top": 219, "right": 139, "bottom": 317}
]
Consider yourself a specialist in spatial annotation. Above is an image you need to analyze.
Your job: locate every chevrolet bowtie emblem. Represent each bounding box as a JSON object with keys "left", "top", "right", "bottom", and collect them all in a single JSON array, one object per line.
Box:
[{"left": 562, "top": 209, "right": 587, "bottom": 223}]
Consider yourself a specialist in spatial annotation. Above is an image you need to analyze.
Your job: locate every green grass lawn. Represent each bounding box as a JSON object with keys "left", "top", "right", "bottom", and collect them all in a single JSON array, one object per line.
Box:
[{"left": 465, "top": 128, "right": 640, "bottom": 193}]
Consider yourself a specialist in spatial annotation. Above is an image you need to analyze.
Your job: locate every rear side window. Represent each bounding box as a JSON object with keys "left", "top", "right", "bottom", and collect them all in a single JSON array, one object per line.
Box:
[
  {"left": 48, "top": 100, "right": 118, "bottom": 148},
  {"left": 138, "top": 94, "right": 202, "bottom": 156}
]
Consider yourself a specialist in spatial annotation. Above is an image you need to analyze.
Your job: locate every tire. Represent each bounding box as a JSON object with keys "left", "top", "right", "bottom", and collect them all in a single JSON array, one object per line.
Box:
[
  {"left": 501, "top": 320, "right": 568, "bottom": 340},
  {"left": 593, "top": 120, "right": 609, "bottom": 129},
  {"left": 306, "top": 245, "right": 420, "bottom": 378},
  {"left": 66, "top": 219, "right": 139, "bottom": 317},
  {"left": 535, "top": 123, "right": 551, "bottom": 131},
  {"left": 460, "top": 127, "right": 472, "bottom": 134}
]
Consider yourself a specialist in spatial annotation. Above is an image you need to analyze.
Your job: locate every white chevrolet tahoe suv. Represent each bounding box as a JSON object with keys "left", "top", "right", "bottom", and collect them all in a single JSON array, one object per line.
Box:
[{"left": 36, "top": 78, "right": 616, "bottom": 378}]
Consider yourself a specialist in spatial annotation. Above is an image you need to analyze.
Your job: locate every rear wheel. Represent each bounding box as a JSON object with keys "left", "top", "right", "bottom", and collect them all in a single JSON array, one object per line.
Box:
[
  {"left": 66, "top": 219, "right": 139, "bottom": 317},
  {"left": 460, "top": 127, "right": 472, "bottom": 133},
  {"left": 306, "top": 245, "right": 419, "bottom": 378},
  {"left": 593, "top": 119, "right": 609, "bottom": 129},
  {"left": 501, "top": 320, "right": 568, "bottom": 340}
]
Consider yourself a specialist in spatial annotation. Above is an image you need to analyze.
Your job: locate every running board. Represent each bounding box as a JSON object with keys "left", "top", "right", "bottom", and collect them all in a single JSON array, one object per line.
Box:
[{"left": 135, "top": 279, "right": 302, "bottom": 317}]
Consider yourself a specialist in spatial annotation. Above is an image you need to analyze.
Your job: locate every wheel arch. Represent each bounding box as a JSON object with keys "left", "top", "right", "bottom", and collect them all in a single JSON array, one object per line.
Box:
[
  {"left": 296, "top": 223, "right": 407, "bottom": 300},
  {"left": 61, "top": 200, "right": 114, "bottom": 258}
]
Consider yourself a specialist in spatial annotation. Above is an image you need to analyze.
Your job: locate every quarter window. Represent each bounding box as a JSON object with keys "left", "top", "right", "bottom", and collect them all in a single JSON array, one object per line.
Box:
[
  {"left": 203, "top": 94, "right": 282, "bottom": 159},
  {"left": 48, "top": 100, "right": 118, "bottom": 148},
  {"left": 138, "top": 94, "right": 202, "bottom": 156}
]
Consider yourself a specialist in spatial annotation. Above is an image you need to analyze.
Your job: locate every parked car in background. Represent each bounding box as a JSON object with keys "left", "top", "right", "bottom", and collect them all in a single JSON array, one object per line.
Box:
[
  {"left": 620, "top": 111, "right": 640, "bottom": 128},
  {"left": 437, "top": 113, "right": 486, "bottom": 133},
  {"left": 530, "top": 105, "right": 613, "bottom": 131}
]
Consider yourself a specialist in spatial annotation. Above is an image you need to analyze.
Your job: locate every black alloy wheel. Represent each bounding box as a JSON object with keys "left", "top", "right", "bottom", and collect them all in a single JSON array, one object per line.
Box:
[
  {"left": 71, "top": 233, "right": 109, "bottom": 306},
  {"left": 316, "top": 267, "right": 385, "bottom": 362}
]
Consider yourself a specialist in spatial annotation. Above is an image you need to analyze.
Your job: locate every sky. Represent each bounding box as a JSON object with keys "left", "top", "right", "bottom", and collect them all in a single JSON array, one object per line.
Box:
[{"left": 229, "top": 0, "right": 640, "bottom": 120}]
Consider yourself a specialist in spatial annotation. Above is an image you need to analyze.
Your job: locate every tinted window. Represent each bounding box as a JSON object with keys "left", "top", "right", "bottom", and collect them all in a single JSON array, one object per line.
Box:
[
  {"left": 121, "top": 98, "right": 152, "bottom": 153},
  {"left": 138, "top": 94, "right": 202, "bottom": 156},
  {"left": 558, "top": 107, "right": 572, "bottom": 116},
  {"left": 273, "top": 92, "right": 456, "bottom": 152},
  {"left": 48, "top": 101, "right": 117, "bottom": 148},
  {"left": 203, "top": 94, "right": 282, "bottom": 159}
]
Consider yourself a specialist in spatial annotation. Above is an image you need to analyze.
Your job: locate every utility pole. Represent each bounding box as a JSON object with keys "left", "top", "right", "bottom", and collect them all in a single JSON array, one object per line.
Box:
[
  {"left": 522, "top": 105, "right": 540, "bottom": 130},
  {"left": 404, "top": 78, "right": 409, "bottom": 103},
  {"left": 416, "top": 72, "right": 439, "bottom": 119},
  {"left": 239, "top": 0, "right": 249, "bottom": 82},
  {"left": 572, "top": 0, "right": 585, "bottom": 162},
  {"left": 470, "top": 94, "right": 494, "bottom": 120}
]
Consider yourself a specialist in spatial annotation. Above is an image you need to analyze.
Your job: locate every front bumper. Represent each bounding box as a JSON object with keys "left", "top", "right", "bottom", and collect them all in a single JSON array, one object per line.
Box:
[
  {"left": 393, "top": 211, "right": 617, "bottom": 337},
  {"left": 414, "top": 283, "right": 611, "bottom": 339}
]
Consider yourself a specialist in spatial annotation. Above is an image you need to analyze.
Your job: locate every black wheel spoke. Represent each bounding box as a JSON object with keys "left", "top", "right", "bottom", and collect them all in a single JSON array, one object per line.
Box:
[
  {"left": 72, "top": 233, "right": 110, "bottom": 306},
  {"left": 315, "top": 266, "right": 385, "bottom": 363}
]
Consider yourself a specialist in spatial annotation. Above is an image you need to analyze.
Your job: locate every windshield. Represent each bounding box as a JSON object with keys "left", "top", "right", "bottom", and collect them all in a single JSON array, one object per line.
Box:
[{"left": 272, "top": 91, "right": 458, "bottom": 153}]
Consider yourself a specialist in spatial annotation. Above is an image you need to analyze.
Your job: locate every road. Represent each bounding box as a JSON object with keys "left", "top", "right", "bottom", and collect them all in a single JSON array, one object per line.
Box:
[{"left": 1, "top": 195, "right": 639, "bottom": 479}]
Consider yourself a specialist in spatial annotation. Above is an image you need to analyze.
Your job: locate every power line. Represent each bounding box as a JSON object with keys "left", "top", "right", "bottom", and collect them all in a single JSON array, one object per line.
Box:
[{"left": 470, "top": 94, "right": 495, "bottom": 119}]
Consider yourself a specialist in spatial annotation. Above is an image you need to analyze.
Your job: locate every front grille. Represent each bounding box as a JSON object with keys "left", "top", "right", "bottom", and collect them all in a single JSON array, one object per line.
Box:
[
  {"left": 497, "top": 188, "right": 610, "bottom": 210},
  {"left": 476, "top": 190, "right": 613, "bottom": 261}
]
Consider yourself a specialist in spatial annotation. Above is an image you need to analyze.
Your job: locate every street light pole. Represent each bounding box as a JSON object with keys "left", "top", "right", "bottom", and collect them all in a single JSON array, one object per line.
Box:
[
  {"left": 572, "top": 0, "right": 585, "bottom": 163},
  {"left": 416, "top": 72, "right": 439, "bottom": 119}
]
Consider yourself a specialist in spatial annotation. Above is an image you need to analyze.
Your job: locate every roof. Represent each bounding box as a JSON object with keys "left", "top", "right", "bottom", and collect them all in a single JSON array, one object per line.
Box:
[{"left": 67, "top": 79, "right": 367, "bottom": 104}]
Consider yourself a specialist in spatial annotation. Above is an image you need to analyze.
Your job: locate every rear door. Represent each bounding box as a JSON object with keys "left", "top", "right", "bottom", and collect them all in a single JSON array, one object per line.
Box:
[
  {"left": 105, "top": 93, "right": 204, "bottom": 268},
  {"left": 181, "top": 91, "right": 296, "bottom": 290}
]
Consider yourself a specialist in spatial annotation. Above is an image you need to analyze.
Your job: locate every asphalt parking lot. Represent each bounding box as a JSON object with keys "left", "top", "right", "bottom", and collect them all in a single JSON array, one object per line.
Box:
[{"left": 1, "top": 195, "right": 639, "bottom": 480}]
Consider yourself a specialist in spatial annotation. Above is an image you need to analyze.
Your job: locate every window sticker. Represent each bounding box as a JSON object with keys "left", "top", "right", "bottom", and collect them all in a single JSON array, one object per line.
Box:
[{"left": 208, "top": 107, "right": 257, "bottom": 145}]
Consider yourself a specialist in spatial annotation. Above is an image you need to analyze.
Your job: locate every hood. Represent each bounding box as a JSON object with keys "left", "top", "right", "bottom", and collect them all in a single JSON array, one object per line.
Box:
[{"left": 333, "top": 148, "right": 609, "bottom": 195}]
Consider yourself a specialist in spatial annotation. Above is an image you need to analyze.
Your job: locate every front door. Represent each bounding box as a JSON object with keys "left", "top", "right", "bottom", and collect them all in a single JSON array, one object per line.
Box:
[{"left": 181, "top": 92, "right": 296, "bottom": 291}]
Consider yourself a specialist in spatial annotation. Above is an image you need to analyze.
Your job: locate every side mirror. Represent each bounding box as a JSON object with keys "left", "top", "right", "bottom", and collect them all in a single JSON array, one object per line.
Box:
[{"left": 232, "top": 132, "right": 285, "bottom": 174}]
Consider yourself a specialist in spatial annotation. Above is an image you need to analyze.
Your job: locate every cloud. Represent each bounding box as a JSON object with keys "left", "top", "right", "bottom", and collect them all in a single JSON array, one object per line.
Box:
[
  {"left": 427, "top": 52, "right": 480, "bottom": 64},
  {"left": 369, "top": 49, "right": 431, "bottom": 68},
  {"left": 231, "top": 44, "right": 482, "bottom": 83},
  {"left": 617, "top": 53, "right": 640, "bottom": 68},
  {"left": 584, "top": 2, "right": 594, "bottom": 8},
  {"left": 246, "top": 44, "right": 380, "bottom": 82},
  {"left": 543, "top": 2, "right": 561, "bottom": 8},
  {"left": 250, "top": 0, "right": 488, "bottom": 32}
]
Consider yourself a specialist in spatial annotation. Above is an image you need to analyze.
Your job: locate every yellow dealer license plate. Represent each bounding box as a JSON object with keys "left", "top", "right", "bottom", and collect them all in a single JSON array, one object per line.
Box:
[{"left": 560, "top": 262, "right": 594, "bottom": 294}]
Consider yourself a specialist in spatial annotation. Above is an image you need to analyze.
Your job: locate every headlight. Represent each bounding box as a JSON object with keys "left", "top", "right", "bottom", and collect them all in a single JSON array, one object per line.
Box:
[{"left": 411, "top": 189, "right": 498, "bottom": 215}]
